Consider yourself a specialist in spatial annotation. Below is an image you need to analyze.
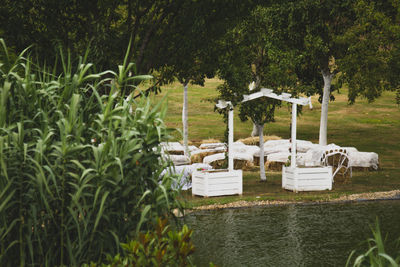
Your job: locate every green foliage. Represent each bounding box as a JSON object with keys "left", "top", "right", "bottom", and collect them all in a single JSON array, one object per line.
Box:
[
  {"left": 84, "top": 217, "right": 196, "bottom": 267},
  {"left": 216, "top": 4, "right": 311, "bottom": 130},
  {"left": 346, "top": 219, "right": 400, "bottom": 267},
  {"left": 0, "top": 39, "right": 181, "bottom": 266},
  {"left": 337, "top": 0, "right": 400, "bottom": 104}
]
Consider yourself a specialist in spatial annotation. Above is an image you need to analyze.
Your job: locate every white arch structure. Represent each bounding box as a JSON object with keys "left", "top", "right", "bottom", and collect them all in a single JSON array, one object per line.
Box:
[
  {"left": 242, "top": 88, "right": 309, "bottom": 169},
  {"left": 242, "top": 88, "right": 333, "bottom": 192}
]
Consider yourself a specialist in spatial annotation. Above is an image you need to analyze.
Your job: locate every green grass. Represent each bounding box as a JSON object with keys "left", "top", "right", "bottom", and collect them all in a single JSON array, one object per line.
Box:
[{"left": 153, "top": 78, "right": 400, "bottom": 207}]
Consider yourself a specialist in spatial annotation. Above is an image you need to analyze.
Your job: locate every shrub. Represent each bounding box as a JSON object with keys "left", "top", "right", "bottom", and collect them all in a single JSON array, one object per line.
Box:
[
  {"left": 346, "top": 219, "right": 400, "bottom": 267},
  {"left": 84, "top": 217, "right": 195, "bottom": 267},
  {"left": 0, "top": 39, "right": 181, "bottom": 266}
]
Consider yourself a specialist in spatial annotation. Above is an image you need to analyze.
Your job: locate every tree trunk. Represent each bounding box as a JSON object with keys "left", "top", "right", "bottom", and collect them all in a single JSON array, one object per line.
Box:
[
  {"left": 308, "top": 96, "right": 313, "bottom": 110},
  {"left": 251, "top": 122, "right": 259, "bottom": 137},
  {"left": 182, "top": 83, "right": 189, "bottom": 156},
  {"left": 258, "top": 124, "right": 266, "bottom": 181},
  {"left": 319, "top": 70, "right": 333, "bottom": 146}
]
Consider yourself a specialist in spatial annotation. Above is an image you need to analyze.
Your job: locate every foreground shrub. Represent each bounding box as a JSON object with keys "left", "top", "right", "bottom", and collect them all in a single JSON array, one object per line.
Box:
[
  {"left": 0, "top": 39, "right": 180, "bottom": 266},
  {"left": 84, "top": 218, "right": 195, "bottom": 267},
  {"left": 346, "top": 219, "right": 400, "bottom": 267}
]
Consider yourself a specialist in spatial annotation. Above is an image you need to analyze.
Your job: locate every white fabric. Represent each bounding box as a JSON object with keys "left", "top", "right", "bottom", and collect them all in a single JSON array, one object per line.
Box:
[
  {"left": 262, "top": 144, "right": 290, "bottom": 156},
  {"left": 166, "top": 154, "right": 191, "bottom": 166},
  {"left": 340, "top": 147, "right": 359, "bottom": 154},
  {"left": 161, "top": 163, "right": 212, "bottom": 190},
  {"left": 256, "top": 139, "right": 315, "bottom": 157},
  {"left": 302, "top": 144, "right": 341, "bottom": 167},
  {"left": 232, "top": 152, "right": 254, "bottom": 162},
  {"left": 232, "top": 143, "right": 260, "bottom": 155},
  {"left": 199, "top": 143, "right": 226, "bottom": 149},
  {"left": 188, "top": 145, "right": 199, "bottom": 152},
  {"left": 191, "top": 147, "right": 225, "bottom": 156},
  {"left": 264, "top": 139, "right": 289, "bottom": 148},
  {"left": 303, "top": 148, "right": 325, "bottom": 167},
  {"left": 233, "top": 141, "right": 245, "bottom": 145},
  {"left": 348, "top": 151, "right": 379, "bottom": 169},
  {"left": 296, "top": 140, "right": 317, "bottom": 153},
  {"left": 267, "top": 152, "right": 290, "bottom": 163},
  {"left": 296, "top": 153, "right": 308, "bottom": 166},
  {"left": 203, "top": 152, "right": 254, "bottom": 164},
  {"left": 203, "top": 153, "right": 225, "bottom": 164},
  {"left": 301, "top": 144, "right": 363, "bottom": 167},
  {"left": 161, "top": 142, "right": 184, "bottom": 153},
  {"left": 265, "top": 152, "right": 306, "bottom": 165}
]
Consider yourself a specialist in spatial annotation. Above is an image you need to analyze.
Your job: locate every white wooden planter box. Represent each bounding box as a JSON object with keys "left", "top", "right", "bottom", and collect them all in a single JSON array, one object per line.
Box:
[
  {"left": 192, "top": 170, "right": 243, "bottom": 197},
  {"left": 282, "top": 166, "right": 333, "bottom": 192}
]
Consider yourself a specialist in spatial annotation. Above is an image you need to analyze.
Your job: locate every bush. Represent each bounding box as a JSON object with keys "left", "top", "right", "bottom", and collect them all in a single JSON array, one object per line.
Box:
[
  {"left": 0, "top": 39, "right": 181, "bottom": 266},
  {"left": 346, "top": 219, "right": 400, "bottom": 267},
  {"left": 84, "top": 218, "right": 195, "bottom": 267}
]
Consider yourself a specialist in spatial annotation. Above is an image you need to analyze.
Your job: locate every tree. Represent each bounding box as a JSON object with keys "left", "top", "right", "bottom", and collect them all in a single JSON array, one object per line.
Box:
[
  {"left": 336, "top": 0, "right": 400, "bottom": 104},
  {"left": 0, "top": 1, "right": 185, "bottom": 74},
  {"left": 146, "top": 0, "right": 254, "bottom": 156},
  {"left": 266, "top": 0, "right": 400, "bottom": 145},
  {"left": 217, "top": 5, "right": 297, "bottom": 181}
]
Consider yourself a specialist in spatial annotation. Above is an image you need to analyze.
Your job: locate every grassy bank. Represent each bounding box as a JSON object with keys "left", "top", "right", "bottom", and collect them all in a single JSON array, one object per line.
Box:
[{"left": 153, "top": 78, "right": 400, "bottom": 207}]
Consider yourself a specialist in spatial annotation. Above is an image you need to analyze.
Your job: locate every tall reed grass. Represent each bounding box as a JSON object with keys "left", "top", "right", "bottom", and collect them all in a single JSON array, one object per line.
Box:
[
  {"left": 346, "top": 219, "right": 400, "bottom": 267},
  {"left": 0, "top": 39, "right": 180, "bottom": 266}
]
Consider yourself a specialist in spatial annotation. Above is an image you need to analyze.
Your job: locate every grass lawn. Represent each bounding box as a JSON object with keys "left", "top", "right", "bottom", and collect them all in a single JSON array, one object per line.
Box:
[{"left": 152, "top": 78, "right": 400, "bottom": 207}]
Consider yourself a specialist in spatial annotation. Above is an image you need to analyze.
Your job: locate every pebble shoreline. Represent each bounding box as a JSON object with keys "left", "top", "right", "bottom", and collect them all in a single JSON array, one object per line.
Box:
[{"left": 192, "top": 190, "right": 400, "bottom": 211}]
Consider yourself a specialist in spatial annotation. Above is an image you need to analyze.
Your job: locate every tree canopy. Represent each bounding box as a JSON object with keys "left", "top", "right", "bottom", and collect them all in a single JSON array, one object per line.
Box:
[{"left": 252, "top": 0, "right": 400, "bottom": 145}]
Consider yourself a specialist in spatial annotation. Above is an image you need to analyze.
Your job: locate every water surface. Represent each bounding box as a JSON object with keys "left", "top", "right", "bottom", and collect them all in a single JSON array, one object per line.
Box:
[{"left": 185, "top": 200, "right": 400, "bottom": 266}]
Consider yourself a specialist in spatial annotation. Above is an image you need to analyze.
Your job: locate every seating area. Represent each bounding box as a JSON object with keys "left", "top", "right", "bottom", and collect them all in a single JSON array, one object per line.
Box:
[{"left": 160, "top": 139, "right": 379, "bottom": 191}]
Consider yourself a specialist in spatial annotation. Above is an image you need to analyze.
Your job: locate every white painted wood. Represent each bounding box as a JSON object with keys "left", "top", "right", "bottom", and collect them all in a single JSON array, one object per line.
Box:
[
  {"left": 228, "top": 107, "right": 234, "bottom": 172},
  {"left": 291, "top": 104, "right": 297, "bottom": 168},
  {"left": 182, "top": 83, "right": 189, "bottom": 156},
  {"left": 258, "top": 124, "right": 266, "bottom": 181},
  {"left": 192, "top": 170, "right": 243, "bottom": 197},
  {"left": 282, "top": 166, "right": 332, "bottom": 192},
  {"left": 243, "top": 90, "right": 310, "bottom": 106},
  {"left": 215, "top": 100, "right": 234, "bottom": 172}
]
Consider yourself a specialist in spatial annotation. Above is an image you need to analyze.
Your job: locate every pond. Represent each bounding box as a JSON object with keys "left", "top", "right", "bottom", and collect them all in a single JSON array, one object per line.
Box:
[{"left": 184, "top": 200, "right": 400, "bottom": 266}]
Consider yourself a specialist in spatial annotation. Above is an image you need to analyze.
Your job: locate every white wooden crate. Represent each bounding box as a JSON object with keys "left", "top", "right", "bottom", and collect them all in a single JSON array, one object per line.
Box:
[
  {"left": 282, "top": 166, "right": 332, "bottom": 192},
  {"left": 192, "top": 170, "right": 243, "bottom": 197}
]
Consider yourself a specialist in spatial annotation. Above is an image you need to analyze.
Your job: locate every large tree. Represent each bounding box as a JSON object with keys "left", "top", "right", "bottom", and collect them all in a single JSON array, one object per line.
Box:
[
  {"left": 265, "top": 0, "right": 400, "bottom": 145},
  {"left": 0, "top": 1, "right": 185, "bottom": 73},
  {"left": 145, "top": 0, "right": 254, "bottom": 155},
  {"left": 336, "top": 0, "right": 400, "bottom": 104},
  {"left": 217, "top": 5, "right": 298, "bottom": 181}
]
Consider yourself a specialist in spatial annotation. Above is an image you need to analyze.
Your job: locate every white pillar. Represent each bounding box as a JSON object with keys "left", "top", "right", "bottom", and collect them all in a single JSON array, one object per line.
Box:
[
  {"left": 182, "top": 83, "right": 189, "bottom": 156},
  {"left": 228, "top": 107, "right": 234, "bottom": 171},
  {"left": 291, "top": 103, "right": 297, "bottom": 168}
]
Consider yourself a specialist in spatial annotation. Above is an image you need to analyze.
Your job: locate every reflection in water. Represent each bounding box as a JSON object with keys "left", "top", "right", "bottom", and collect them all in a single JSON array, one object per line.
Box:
[
  {"left": 184, "top": 200, "right": 400, "bottom": 267},
  {"left": 285, "top": 205, "right": 304, "bottom": 266}
]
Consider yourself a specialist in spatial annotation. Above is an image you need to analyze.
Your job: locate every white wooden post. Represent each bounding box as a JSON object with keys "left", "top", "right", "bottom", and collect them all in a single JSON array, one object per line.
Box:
[
  {"left": 291, "top": 103, "right": 297, "bottom": 168},
  {"left": 192, "top": 100, "right": 242, "bottom": 197},
  {"left": 215, "top": 100, "right": 234, "bottom": 171},
  {"left": 228, "top": 106, "right": 234, "bottom": 171}
]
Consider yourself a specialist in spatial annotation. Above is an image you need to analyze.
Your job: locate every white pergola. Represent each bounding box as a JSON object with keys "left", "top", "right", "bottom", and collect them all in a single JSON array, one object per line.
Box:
[
  {"left": 214, "top": 89, "right": 310, "bottom": 172},
  {"left": 242, "top": 88, "right": 332, "bottom": 192},
  {"left": 242, "top": 88, "right": 310, "bottom": 169}
]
